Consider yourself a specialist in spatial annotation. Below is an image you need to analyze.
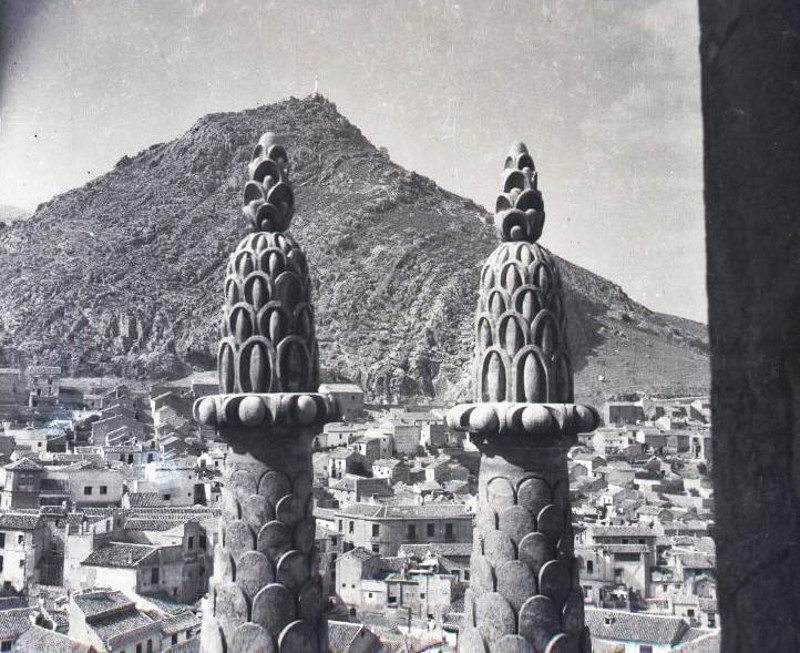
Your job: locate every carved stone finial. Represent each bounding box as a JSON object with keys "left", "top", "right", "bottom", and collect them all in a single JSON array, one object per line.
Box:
[
  {"left": 197, "top": 133, "right": 332, "bottom": 653},
  {"left": 450, "top": 143, "right": 597, "bottom": 653},
  {"left": 243, "top": 132, "right": 295, "bottom": 233},
  {"left": 489, "top": 142, "right": 545, "bottom": 243}
]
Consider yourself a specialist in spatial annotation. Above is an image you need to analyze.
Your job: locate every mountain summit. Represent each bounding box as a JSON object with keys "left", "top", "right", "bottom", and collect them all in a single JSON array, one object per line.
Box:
[{"left": 0, "top": 95, "right": 708, "bottom": 405}]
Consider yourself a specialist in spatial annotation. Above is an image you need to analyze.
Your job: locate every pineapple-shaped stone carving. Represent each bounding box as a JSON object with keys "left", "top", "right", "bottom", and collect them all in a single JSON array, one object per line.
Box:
[
  {"left": 195, "top": 133, "right": 336, "bottom": 653},
  {"left": 448, "top": 143, "right": 599, "bottom": 653}
]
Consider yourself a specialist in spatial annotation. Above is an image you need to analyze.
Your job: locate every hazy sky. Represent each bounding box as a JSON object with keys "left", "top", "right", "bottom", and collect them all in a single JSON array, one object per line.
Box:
[{"left": 0, "top": 0, "right": 705, "bottom": 322}]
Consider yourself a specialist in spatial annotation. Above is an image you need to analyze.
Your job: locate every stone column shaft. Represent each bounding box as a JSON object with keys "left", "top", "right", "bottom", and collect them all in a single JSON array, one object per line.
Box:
[{"left": 448, "top": 142, "right": 598, "bottom": 653}]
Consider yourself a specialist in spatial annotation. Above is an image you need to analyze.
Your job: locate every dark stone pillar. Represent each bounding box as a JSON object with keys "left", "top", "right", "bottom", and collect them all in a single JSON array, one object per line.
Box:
[
  {"left": 699, "top": 2, "right": 800, "bottom": 650},
  {"left": 196, "top": 133, "right": 335, "bottom": 653},
  {"left": 448, "top": 144, "right": 599, "bottom": 653}
]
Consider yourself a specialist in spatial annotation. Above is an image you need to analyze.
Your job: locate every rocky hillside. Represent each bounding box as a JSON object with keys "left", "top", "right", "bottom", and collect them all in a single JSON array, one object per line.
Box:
[{"left": 0, "top": 96, "right": 709, "bottom": 406}]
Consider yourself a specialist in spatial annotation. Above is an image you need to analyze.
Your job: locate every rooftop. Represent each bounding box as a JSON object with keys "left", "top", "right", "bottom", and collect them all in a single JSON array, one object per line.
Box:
[
  {"left": 328, "top": 620, "right": 366, "bottom": 653},
  {"left": 73, "top": 589, "right": 132, "bottom": 618},
  {"left": 586, "top": 608, "right": 689, "bottom": 645},
  {"left": 0, "top": 513, "right": 42, "bottom": 531},
  {"left": 339, "top": 547, "right": 379, "bottom": 564},
  {"left": 159, "top": 611, "right": 201, "bottom": 636},
  {"left": 399, "top": 542, "right": 472, "bottom": 558},
  {"left": 0, "top": 607, "right": 34, "bottom": 640},
  {"left": 591, "top": 525, "right": 658, "bottom": 538},
  {"left": 81, "top": 542, "right": 158, "bottom": 569},
  {"left": 336, "top": 503, "right": 471, "bottom": 520},
  {"left": 5, "top": 458, "right": 44, "bottom": 471}
]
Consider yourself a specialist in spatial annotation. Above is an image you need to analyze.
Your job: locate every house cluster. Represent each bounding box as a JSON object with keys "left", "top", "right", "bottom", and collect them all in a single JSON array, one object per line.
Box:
[
  {"left": 310, "top": 393, "right": 720, "bottom": 652},
  {"left": 0, "top": 362, "right": 719, "bottom": 652},
  {"left": 0, "top": 365, "right": 221, "bottom": 652},
  {"left": 566, "top": 395, "right": 719, "bottom": 651}
]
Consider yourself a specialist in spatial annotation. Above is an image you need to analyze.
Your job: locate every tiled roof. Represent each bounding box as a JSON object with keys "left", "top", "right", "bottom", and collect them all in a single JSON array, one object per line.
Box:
[
  {"left": 591, "top": 525, "right": 658, "bottom": 538},
  {"left": 5, "top": 458, "right": 43, "bottom": 471},
  {"left": 328, "top": 620, "right": 363, "bottom": 653},
  {"left": 127, "top": 493, "right": 169, "bottom": 508},
  {"left": 675, "top": 630, "right": 720, "bottom": 652},
  {"left": 91, "top": 608, "right": 157, "bottom": 645},
  {"left": 123, "top": 518, "right": 189, "bottom": 531},
  {"left": 586, "top": 608, "right": 689, "bottom": 645},
  {"left": 159, "top": 610, "right": 201, "bottom": 635},
  {"left": 339, "top": 547, "right": 378, "bottom": 564},
  {"left": 600, "top": 543, "right": 650, "bottom": 554},
  {"left": 0, "top": 607, "right": 34, "bottom": 639},
  {"left": 372, "top": 459, "right": 401, "bottom": 468},
  {"left": 14, "top": 625, "right": 92, "bottom": 652},
  {"left": 336, "top": 503, "right": 471, "bottom": 520},
  {"left": 0, "top": 513, "right": 41, "bottom": 531},
  {"left": 81, "top": 542, "right": 158, "bottom": 568},
  {"left": 399, "top": 542, "right": 472, "bottom": 558}
]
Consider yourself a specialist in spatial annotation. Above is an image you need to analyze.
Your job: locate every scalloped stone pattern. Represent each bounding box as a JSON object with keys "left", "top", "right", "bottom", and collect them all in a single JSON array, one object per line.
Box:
[
  {"left": 204, "top": 454, "right": 325, "bottom": 653},
  {"left": 475, "top": 241, "right": 573, "bottom": 406},
  {"left": 462, "top": 470, "right": 591, "bottom": 653},
  {"left": 218, "top": 230, "right": 319, "bottom": 396}
]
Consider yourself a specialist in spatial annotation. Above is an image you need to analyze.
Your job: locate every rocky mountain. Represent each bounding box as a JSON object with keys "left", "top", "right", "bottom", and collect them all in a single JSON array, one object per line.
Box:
[{"left": 0, "top": 95, "right": 709, "bottom": 406}]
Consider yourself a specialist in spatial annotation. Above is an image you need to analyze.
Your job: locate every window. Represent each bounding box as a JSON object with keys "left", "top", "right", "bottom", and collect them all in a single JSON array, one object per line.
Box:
[
  {"left": 147, "top": 640, "right": 153, "bottom": 653},
  {"left": 464, "top": 570, "right": 470, "bottom": 581},
  {"left": 0, "top": 534, "right": 5, "bottom": 548},
  {"left": 368, "top": 592, "right": 373, "bottom": 598},
  {"left": 2, "top": 642, "right": 12, "bottom": 652},
  {"left": 420, "top": 592, "right": 426, "bottom": 599},
  {"left": 151, "top": 568, "right": 160, "bottom": 584},
  {"left": 687, "top": 609, "right": 695, "bottom": 618},
  {"left": 163, "top": 494, "right": 171, "bottom": 501},
  {"left": 371, "top": 544, "right": 379, "bottom": 553},
  {"left": 708, "top": 613, "right": 716, "bottom": 628},
  {"left": 639, "top": 647, "right": 653, "bottom": 653},
  {"left": 199, "top": 535, "right": 207, "bottom": 549},
  {"left": 445, "top": 523, "right": 454, "bottom": 540},
  {"left": 349, "top": 521, "right": 354, "bottom": 534},
  {"left": 18, "top": 560, "right": 23, "bottom": 568},
  {"left": 186, "top": 630, "right": 193, "bottom": 639},
  {"left": 587, "top": 560, "right": 594, "bottom": 574},
  {"left": 338, "top": 520, "right": 343, "bottom": 532},
  {"left": 100, "top": 486, "right": 108, "bottom": 495},
  {"left": 83, "top": 486, "right": 93, "bottom": 495},
  {"left": 372, "top": 524, "right": 379, "bottom": 537},
  {"left": 171, "top": 635, "right": 178, "bottom": 646},
  {"left": 0, "top": 557, "right": 4, "bottom": 571},
  {"left": 408, "top": 525, "right": 416, "bottom": 540},
  {"left": 188, "top": 536, "right": 195, "bottom": 550},
  {"left": 136, "top": 645, "right": 142, "bottom": 653},
  {"left": 426, "top": 523, "right": 435, "bottom": 537}
]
